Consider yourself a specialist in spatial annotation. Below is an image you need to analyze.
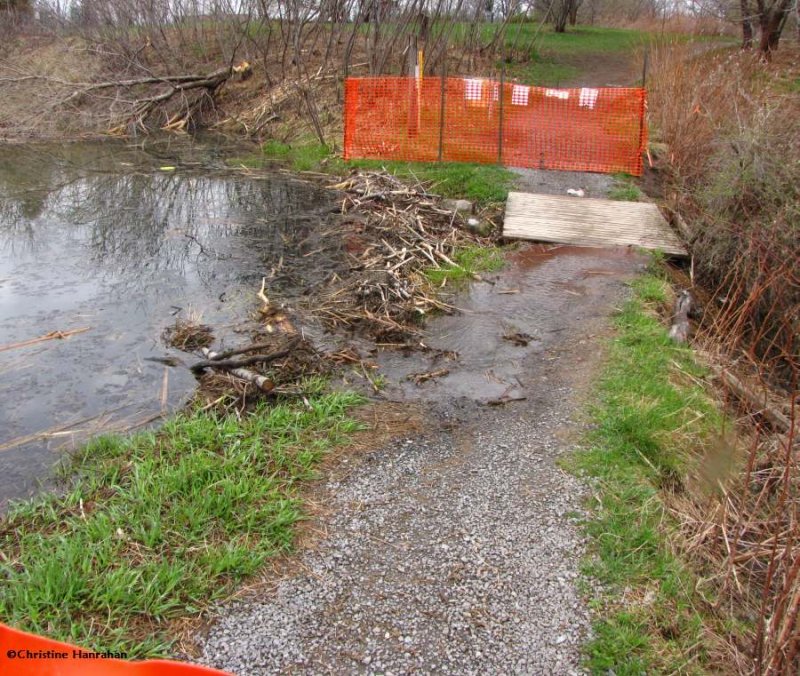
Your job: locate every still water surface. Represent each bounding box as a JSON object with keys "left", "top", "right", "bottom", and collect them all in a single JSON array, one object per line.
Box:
[{"left": 0, "top": 141, "right": 336, "bottom": 506}]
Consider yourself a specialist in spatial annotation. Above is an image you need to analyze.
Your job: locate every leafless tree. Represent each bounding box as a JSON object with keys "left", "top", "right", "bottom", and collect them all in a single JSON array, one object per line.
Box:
[
  {"left": 754, "top": 0, "right": 793, "bottom": 52},
  {"left": 741, "top": 0, "right": 755, "bottom": 47}
]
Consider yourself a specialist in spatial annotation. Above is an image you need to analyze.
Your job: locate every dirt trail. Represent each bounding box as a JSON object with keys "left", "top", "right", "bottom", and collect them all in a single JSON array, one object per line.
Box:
[
  {"left": 561, "top": 51, "right": 642, "bottom": 88},
  {"left": 195, "top": 239, "right": 645, "bottom": 675}
]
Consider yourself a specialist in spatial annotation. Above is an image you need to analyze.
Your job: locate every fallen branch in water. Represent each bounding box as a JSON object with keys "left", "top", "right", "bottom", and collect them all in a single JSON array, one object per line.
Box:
[
  {"left": 195, "top": 347, "right": 275, "bottom": 392},
  {"left": 0, "top": 327, "right": 91, "bottom": 353},
  {"left": 190, "top": 339, "right": 297, "bottom": 375},
  {"left": 407, "top": 368, "right": 449, "bottom": 385}
]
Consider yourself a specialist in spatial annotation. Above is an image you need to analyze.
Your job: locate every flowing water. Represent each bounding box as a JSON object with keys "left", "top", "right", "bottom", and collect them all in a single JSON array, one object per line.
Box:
[
  {"left": 376, "top": 244, "right": 644, "bottom": 407},
  {"left": 0, "top": 141, "right": 339, "bottom": 507}
]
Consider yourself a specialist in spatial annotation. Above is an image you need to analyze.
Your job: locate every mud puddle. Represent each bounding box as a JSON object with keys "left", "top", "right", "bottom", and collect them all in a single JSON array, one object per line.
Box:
[
  {"left": 0, "top": 142, "right": 342, "bottom": 506},
  {"left": 376, "top": 244, "right": 645, "bottom": 409}
]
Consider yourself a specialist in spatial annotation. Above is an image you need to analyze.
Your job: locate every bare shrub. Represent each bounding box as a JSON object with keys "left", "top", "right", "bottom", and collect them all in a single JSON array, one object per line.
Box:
[
  {"left": 649, "top": 43, "right": 799, "bottom": 382},
  {"left": 651, "top": 41, "right": 799, "bottom": 674},
  {"left": 0, "top": 1, "right": 518, "bottom": 141}
]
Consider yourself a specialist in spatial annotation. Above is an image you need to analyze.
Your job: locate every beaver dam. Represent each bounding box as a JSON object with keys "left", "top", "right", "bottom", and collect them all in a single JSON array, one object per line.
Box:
[{"left": 0, "top": 142, "right": 495, "bottom": 506}]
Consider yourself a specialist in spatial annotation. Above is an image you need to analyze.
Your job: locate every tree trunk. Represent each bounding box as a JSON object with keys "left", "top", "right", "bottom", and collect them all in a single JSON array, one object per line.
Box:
[
  {"left": 758, "top": 0, "right": 793, "bottom": 56},
  {"left": 553, "top": 1, "right": 570, "bottom": 32},
  {"left": 741, "top": 0, "right": 754, "bottom": 48},
  {"left": 568, "top": 1, "right": 579, "bottom": 26}
]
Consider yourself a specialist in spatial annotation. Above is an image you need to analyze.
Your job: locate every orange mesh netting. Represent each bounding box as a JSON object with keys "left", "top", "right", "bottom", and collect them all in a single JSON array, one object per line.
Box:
[{"left": 344, "top": 77, "right": 647, "bottom": 176}]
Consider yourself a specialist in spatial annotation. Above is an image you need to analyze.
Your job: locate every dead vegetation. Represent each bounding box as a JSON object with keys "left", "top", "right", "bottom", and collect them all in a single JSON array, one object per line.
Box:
[
  {"left": 155, "top": 170, "right": 495, "bottom": 414},
  {"left": 162, "top": 317, "right": 214, "bottom": 352},
  {"left": 311, "top": 171, "right": 497, "bottom": 344},
  {"left": 192, "top": 337, "right": 330, "bottom": 415},
  {"left": 650, "top": 43, "right": 799, "bottom": 674}
]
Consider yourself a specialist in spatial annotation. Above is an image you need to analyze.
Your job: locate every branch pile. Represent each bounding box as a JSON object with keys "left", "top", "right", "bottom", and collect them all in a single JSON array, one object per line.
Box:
[
  {"left": 312, "top": 171, "right": 493, "bottom": 344},
  {"left": 0, "top": 64, "right": 234, "bottom": 137},
  {"left": 213, "top": 64, "right": 340, "bottom": 141}
]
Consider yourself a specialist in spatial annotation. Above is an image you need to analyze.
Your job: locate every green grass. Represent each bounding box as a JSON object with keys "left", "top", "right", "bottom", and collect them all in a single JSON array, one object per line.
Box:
[
  {"left": 351, "top": 160, "right": 515, "bottom": 202},
  {"left": 490, "top": 25, "right": 732, "bottom": 86},
  {"left": 507, "top": 59, "right": 579, "bottom": 87},
  {"left": 0, "top": 387, "right": 365, "bottom": 657},
  {"left": 447, "top": 25, "right": 652, "bottom": 86},
  {"left": 256, "top": 140, "right": 515, "bottom": 203},
  {"left": 524, "top": 26, "right": 650, "bottom": 57},
  {"left": 228, "top": 140, "right": 333, "bottom": 171},
  {"left": 567, "top": 270, "right": 728, "bottom": 673},
  {"left": 609, "top": 173, "right": 644, "bottom": 201},
  {"left": 424, "top": 244, "right": 505, "bottom": 287}
]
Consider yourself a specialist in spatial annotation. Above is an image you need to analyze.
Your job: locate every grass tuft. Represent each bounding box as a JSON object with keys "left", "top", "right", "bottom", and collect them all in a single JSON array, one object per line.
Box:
[
  {"left": 424, "top": 244, "right": 505, "bottom": 287},
  {"left": 0, "top": 391, "right": 365, "bottom": 657},
  {"left": 609, "top": 173, "right": 644, "bottom": 202},
  {"left": 567, "top": 270, "right": 726, "bottom": 673}
]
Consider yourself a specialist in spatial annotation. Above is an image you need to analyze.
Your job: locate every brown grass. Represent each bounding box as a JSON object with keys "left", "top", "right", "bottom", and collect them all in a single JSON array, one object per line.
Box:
[{"left": 650, "top": 42, "right": 799, "bottom": 674}]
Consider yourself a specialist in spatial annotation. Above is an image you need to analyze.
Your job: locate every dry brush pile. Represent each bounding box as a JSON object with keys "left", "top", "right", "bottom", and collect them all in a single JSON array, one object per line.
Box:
[
  {"left": 160, "top": 170, "right": 496, "bottom": 412},
  {"left": 650, "top": 43, "right": 799, "bottom": 673},
  {"left": 312, "top": 171, "right": 495, "bottom": 344}
]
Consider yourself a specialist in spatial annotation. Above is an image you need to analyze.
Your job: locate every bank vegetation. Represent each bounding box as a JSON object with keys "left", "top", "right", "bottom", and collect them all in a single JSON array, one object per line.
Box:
[{"left": 592, "top": 40, "right": 799, "bottom": 673}]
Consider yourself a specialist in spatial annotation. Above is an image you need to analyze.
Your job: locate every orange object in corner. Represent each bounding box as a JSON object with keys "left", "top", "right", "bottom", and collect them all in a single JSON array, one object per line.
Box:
[{"left": 0, "top": 623, "right": 233, "bottom": 676}]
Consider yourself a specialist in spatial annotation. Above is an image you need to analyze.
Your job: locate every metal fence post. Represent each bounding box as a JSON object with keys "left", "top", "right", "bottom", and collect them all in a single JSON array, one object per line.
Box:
[
  {"left": 498, "top": 62, "right": 506, "bottom": 165},
  {"left": 438, "top": 64, "right": 446, "bottom": 162},
  {"left": 642, "top": 47, "right": 649, "bottom": 89},
  {"left": 638, "top": 48, "right": 649, "bottom": 175}
]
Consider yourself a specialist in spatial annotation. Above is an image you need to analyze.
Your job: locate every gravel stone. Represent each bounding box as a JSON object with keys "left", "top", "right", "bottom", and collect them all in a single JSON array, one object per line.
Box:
[
  {"left": 197, "top": 374, "right": 596, "bottom": 675},
  {"left": 193, "top": 243, "right": 640, "bottom": 675}
]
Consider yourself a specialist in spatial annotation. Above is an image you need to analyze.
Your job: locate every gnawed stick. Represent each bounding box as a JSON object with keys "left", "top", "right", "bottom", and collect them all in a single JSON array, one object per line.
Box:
[
  {"left": 197, "top": 348, "right": 275, "bottom": 392},
  {"left": 160, "top": 367, "right": 169, "bottom": 412},
  {"left": 710, "top": 365, "right": 792, "bottom": 433},
  {"left": 0, "top": 327, "right": 91, "bottom": 353},
  {"left": 668, "top": 290, "right": 693, "bottom": 344},
  {"left": 190, "top": 340, "right": 298, "bottom": 374},
  {"left": 205, "top": 336, "right": 300, "bottom": 362}
]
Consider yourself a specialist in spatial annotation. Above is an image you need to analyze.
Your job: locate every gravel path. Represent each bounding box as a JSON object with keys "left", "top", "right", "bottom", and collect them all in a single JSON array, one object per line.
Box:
[
  {"left": 196, "top": 243, "right": 639, "bottom": 675},
  {"left": 511, "top": 167, "right": 614, "bottom": 199},
  {"left": 200, "top": 400, "right": 591, "bottom": 675}
]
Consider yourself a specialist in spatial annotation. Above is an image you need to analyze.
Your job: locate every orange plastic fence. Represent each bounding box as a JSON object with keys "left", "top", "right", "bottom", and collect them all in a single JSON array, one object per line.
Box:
[
  {"left": 0, "top": 623, "right": 232, "bottom": 676},
  {"left": 344, "top": 76, "right": 647, "bottom": 176}
]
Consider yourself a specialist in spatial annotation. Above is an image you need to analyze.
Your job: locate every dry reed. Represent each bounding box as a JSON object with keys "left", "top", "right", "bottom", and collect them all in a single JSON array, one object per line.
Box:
[{"left": 650, "top": 42, "right": 799, "bottom": 674}]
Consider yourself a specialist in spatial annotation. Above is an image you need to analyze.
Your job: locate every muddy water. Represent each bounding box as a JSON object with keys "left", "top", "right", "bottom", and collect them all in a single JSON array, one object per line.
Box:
[
  {"left": 0, "top": 142, "right": 339, "bottom": 507},
  {"left": 377, "top": 244, "right": 645, "bottom": 407}
]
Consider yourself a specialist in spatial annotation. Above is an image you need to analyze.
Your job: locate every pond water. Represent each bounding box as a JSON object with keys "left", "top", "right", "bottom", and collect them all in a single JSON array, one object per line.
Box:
[{"left": 0, "top": 141, "right": 338, "bottom": 507}]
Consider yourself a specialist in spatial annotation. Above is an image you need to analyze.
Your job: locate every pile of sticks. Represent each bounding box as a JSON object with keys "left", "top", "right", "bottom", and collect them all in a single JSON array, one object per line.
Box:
[
  {"left": 313, "top": 171, "right": 490, "bottom": 343},
  {"left": 190, "top": 337, "right": 302, "bottom": 393}
]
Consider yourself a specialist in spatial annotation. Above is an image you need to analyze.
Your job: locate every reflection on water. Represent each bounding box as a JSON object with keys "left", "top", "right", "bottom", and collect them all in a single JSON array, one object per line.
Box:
[{"left": 0, "top": 142, "right": 339, "bottom": 507}]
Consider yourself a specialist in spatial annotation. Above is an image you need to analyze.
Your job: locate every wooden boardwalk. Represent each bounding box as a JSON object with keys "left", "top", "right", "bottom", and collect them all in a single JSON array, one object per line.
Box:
[{"left": 503, "top": 191, "right": 687, "bottom": 256}]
